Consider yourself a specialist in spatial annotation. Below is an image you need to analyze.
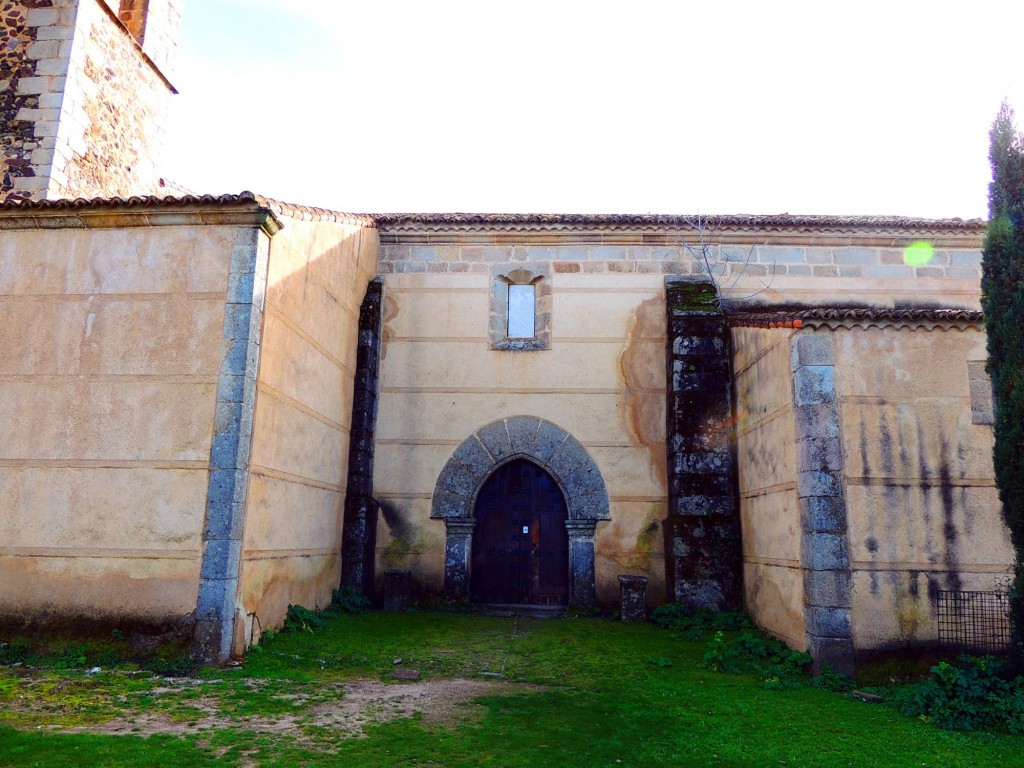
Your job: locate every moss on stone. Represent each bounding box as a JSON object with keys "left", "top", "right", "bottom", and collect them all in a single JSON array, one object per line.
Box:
[{"left": 667, "top": 280, "right": 720, "bottom": 311}]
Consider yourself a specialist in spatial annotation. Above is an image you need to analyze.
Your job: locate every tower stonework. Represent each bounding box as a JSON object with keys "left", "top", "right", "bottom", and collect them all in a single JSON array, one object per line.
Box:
[{"left": 0, "top": 0, "right": 181, "bottom": 201}]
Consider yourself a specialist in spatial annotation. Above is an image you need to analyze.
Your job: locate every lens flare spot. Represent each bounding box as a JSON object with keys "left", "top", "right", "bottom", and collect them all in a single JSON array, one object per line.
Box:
[{"left": 903, "top": 241, "right": 935, "bottom": 266}]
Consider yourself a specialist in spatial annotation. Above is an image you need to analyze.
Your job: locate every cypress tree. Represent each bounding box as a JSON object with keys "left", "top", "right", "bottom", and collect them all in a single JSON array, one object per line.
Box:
[{"left": 982, "top": 102, "right": 1024, "bottom": 654}]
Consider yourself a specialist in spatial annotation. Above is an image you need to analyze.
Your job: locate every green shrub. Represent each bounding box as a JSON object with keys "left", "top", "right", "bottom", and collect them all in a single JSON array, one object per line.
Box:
[
  {"left": 0, "top": 640, "right": 34, "bottom": 665},
  {"left": 649, "top": 604, "right": 752, "bottom": 639},
  {"left": 283, "top": 604, "right": 327, "bottom": 633},
  {"left": 700, "top": 631, "right": 739, "bottom": 674},
  {"left": 812, "top": 663, "right": 855, "bottom": 693},
  {"left": 893, "top": 656, "right": 1024, "bottom": 733},
  {"left": 282, "top": 591, "right": 372, "bottom": 635},
  {"left": 332, "top": 587, "right": 371, "bottom": 615}
]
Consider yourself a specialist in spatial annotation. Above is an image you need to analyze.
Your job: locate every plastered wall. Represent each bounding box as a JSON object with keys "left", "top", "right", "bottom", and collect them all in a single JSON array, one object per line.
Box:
[
  {"left": 374, "top": 233, "right": 997, "bottom": 616},
  {"left": 374, "top": 243, "right": 675, "bottom": 606},
  {"left": 237, "top": 216, "right": 379, "bottom": 639},
  {"left": 835, "top": 326, "right": 1012, "bottom": 649},
  {"left": 731, "top": 326, "right": 805, "bottom": 648},
  {"left": 0, "top": 222, "right": 234, "bottom": 626}
]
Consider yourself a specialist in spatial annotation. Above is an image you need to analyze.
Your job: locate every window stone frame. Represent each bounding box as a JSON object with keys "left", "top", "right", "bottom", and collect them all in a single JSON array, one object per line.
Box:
[{"left": 489, "top": 262, "right": 551, "bottom": 351}]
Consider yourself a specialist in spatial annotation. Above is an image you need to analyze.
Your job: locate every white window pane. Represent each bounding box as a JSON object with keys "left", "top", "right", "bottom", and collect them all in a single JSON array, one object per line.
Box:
[{"left": 507, "top": 284, "right": 535, "bottom": 338}]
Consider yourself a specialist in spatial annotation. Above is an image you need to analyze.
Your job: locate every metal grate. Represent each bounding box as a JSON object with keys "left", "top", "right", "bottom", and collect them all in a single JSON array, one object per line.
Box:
[{"left": 936, "top": 590, "right": 1011, "bottom": 654}]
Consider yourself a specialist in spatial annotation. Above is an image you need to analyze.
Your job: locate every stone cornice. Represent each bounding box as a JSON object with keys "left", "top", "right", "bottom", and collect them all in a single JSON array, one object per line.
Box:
[
  {"left": 728, "top": 307, "right": 984, "bottom": 332},
  {"left": 0, "top": 192, "right": 376, "bottom": 235}
]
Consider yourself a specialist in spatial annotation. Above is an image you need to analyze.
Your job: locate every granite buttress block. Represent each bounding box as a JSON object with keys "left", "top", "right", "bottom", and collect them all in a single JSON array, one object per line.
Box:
[{"left": 663, "top": 278, "right": 742, "bottom": 610}]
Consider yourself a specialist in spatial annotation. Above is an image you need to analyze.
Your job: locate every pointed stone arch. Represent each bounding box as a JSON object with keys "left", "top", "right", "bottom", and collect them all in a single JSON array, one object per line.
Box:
[{"left": 431, "top": 416, "right": 610, "bottom": 605}]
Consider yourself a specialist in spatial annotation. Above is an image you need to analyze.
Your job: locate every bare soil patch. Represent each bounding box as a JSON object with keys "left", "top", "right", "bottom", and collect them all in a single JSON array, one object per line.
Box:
[{"left": 59, "top": 677, "right": 542, "bottom": 743}]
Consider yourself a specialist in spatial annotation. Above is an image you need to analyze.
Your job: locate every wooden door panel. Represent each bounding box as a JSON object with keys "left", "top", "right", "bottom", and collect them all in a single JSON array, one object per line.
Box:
[{"left": 471, "top": 459, "right": 569, "bottom": 605}]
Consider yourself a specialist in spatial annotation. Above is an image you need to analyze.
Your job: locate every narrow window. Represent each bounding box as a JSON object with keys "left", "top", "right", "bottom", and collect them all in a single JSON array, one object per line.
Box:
[
  {"left": 507, "top": 284, "right": 536, "bottom": 338},
  {"left": 489, "top": 263, "right": 550, "bottom": 351}
]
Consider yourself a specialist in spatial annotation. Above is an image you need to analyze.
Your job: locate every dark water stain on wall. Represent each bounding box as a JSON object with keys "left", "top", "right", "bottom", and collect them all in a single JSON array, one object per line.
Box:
[
  {"left": 907, "top": 570, "right": 921, "bottom": 598},
  {"left": 878, "top": 405, "right": 901, "bottom": 576},
  {"left": 860, "top": 413, "right": 880, "bottom": 596},
  {"left": 896, "top": 404, "right": 913, "bottom": 476},
  {"left": 938, "top": 430, "right": 962, "bottom": 591},
  {"left": 956, "top": 429, "right": 976, "bottom": 537},
  {"left": 378, "top": 500, "right": 419, "bottom": 554},
  {"left": 915, "top": 417, "right": 937, "bottom": 563}
]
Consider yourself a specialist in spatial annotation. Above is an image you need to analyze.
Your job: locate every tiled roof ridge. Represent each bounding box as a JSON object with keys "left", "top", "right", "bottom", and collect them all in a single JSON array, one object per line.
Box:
[
  {"left": 371, "top": 212, "right": 986, "bottom": 232},
  {"left": 0, "top": 193, "right": 985, "bottom": 233},
  {"left": 728, "top": 307, "right": 984, "bottom": 330}
]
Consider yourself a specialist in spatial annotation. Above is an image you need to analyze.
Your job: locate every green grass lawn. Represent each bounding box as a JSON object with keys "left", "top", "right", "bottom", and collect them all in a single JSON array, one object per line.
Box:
[{"left": 1, "top": 612, "right": 1022, "bottom": 767}]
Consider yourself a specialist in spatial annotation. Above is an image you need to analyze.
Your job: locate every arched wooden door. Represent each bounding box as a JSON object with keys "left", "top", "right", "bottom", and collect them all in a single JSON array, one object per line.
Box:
[{"left": 471, "top": 459, "right": 569, "bottom": 605}]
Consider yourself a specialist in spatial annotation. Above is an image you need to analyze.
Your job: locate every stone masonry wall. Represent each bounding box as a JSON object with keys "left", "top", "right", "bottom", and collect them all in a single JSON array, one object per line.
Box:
[
  {"left": 0, "top": 0, "right": 59, "bottom": 198},
  {"left": 375, "top": 228, "right": 986, "bottom": 610},
  {"left": 0, "top": 0, "right": 175, "bottom": 202},
  {"left": 55, "top": 0, "right": 174, "bottom": 199},
  {"left": 379, "top": 242, "right": 983, "bottom": 284},
  {"left": 790, "top": 330, "right": 855, "bottom": 675},
  {"left": 123, "top": 0, "right": 179, "bottom": 82}
]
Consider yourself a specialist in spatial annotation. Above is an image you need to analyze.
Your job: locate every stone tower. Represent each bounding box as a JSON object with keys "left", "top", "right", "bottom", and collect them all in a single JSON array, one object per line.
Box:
[{"left": 0, "top": 0, "right": 182, "bottom": 201}]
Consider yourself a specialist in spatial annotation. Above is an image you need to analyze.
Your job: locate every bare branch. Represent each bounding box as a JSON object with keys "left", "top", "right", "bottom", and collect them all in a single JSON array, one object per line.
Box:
[{"left": 672, "top": 215, "right": 769, "bottom": 309}]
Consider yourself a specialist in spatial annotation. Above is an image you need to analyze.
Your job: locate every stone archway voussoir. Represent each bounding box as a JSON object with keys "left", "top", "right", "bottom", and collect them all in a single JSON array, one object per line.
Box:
[
  {"left": 476, "top": 419, "right": 514, "bottom": 463},
  {"left": 432, "top": 415, "right": 609, "bottom": 605}
]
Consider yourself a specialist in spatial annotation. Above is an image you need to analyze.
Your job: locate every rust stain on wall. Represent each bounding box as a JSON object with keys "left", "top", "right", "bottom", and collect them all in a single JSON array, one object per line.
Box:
[
  {"left": 380, "top": 292, "right": 399, "bottom": 360},
  {"left": 619, "top": 296, "right": 667, "bottom": 490}
]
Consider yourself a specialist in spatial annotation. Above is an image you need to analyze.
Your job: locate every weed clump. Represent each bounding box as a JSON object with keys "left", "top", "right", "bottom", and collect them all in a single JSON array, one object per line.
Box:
[
  {"left": 332, "top": 587, "right": 371, "bottom": 615},
  {"left": 282, "top": 588, "right": 373, "bottom": 634},
  {"left": 700, "top": 630, "right": 812, "bottom": 689},
  {"left": 648, "top": 604, "right": 751, "bottom": 639},
  {"left": 812, "top": 663, "right": 855, "bottom": 693},
  {"left": 0, "top": 634, "right": 194, "bottom": 677},
  {"left": 892, "top": 656, "right": 1024, "bottom": 733}
]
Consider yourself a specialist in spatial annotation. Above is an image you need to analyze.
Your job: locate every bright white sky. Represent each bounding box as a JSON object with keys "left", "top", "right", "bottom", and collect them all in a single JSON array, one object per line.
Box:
[{"left": 163, "top": 0, "right": 1024, "bottom": 218}]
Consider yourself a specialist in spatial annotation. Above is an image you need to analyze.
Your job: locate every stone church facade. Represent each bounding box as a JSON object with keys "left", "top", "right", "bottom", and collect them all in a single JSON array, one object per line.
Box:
[{"left": 0, "top": 0, "right": 1012, "bottom": 675}]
